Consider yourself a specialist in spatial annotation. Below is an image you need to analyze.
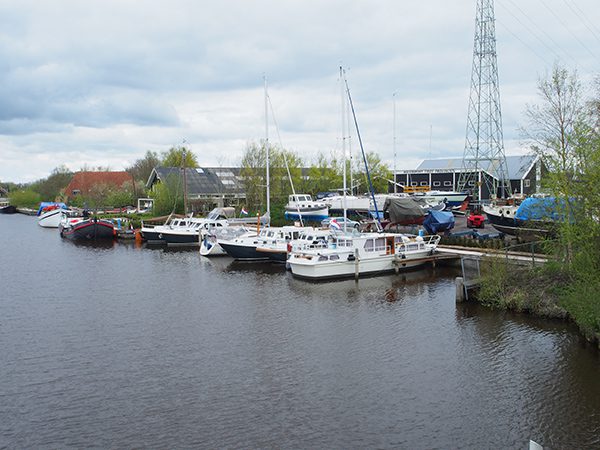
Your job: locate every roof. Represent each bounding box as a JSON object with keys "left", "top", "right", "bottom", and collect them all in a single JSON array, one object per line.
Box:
[
  {"left": 65, "top": 171, "right": 134, "bottom": 195},
  {"left": 415, "top": 154, "right": 538, "bottom": 180},
  {"left": 147, "top": 166, "right": 244, "bottom": 195}
]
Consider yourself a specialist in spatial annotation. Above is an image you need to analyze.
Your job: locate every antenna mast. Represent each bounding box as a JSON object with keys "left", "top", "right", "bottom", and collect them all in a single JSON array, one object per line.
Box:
[{"left": 458, "top": 0, "right": 511, "bottom": 202}]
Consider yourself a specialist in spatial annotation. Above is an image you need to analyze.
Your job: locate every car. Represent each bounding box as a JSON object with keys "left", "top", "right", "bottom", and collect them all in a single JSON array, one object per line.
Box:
[{"left": 321, "top": 216, "right": 360, "bottom": 230}]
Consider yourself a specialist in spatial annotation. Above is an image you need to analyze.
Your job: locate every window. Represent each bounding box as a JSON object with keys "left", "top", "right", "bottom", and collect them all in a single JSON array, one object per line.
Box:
[
  {"left": 411, "top": 182, "right": 417, "bottom": 186},
  {"left": 524, "top": 179, "right": 531, "bottom": 187},
  {"left": 444, "top": 181, "right": 452, "bottom": 187},
  {"left": 433, "top": 181, "right": 441, "bottom": 187},
  {"left": 195, "top": 168, "right": 204, "bottom": 174},
  {"left": 72, "top": 189, "right": 81, "bottom": 195},
  {"left": 420, "top": 181, "right": 428, "bottom": 186}
]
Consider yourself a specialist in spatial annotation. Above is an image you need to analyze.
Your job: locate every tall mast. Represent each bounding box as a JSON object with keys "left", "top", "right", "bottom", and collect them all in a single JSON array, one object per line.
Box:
[
  {"left": 393, "top": 92, "right": 397, "bottom": 194},
  {"left": 181, "top": 144, "right": 188, "bottom": 215},
  {"left": 264, "top": 76, "right": 270, "bottom": 217},
  {"left": 340, "top": 66, "right": 347, "bottom": 231}
]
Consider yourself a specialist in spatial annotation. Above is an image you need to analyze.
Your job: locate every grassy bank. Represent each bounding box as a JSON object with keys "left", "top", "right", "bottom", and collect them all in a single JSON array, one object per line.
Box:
[{"left": 476, "top": 259, "right": 600, "bottom": 347}]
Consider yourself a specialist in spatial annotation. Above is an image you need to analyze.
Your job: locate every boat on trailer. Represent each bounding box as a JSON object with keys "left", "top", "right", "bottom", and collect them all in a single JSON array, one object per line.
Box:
[{"left": 284, "top": 194, "right": 329, "bottom": 222}]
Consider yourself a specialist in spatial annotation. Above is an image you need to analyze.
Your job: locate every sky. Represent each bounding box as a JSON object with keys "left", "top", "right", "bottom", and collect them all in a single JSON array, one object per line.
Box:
[{"left": 0, "top": 0, "right": 598, "bottom": 184}]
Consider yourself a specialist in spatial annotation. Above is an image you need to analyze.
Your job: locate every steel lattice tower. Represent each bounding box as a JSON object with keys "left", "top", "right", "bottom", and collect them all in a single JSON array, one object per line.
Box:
[{"left": 458, "top": 0, "right": 511, "bottom": 201}]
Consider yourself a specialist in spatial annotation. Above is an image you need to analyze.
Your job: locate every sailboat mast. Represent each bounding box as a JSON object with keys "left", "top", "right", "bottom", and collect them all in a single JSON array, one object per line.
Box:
[
  {"left": 343, "top": 70, "right": 382, "bottom": 232},
  {"left": 264, "top": 76, "right": 270, "bottom": 218},
  {"left": 340, "top": 67, "right": 347, "bottom": 231},
  {"left": 393, "top": 93, "right": 397, "bottom": 195},
  {"left": 182, "top": 146, "right": 188, "bottom": 215}
]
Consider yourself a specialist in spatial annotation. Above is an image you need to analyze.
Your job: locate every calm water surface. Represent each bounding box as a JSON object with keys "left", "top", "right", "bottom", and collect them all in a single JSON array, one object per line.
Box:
[{"left": 1, "top": 214, "right": 599, "bottom": 449}]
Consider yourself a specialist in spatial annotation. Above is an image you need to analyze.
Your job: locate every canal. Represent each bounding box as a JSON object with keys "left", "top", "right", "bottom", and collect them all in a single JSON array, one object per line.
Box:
[{"left": 1, "top": 214, "right": 598, "bottom": 448}]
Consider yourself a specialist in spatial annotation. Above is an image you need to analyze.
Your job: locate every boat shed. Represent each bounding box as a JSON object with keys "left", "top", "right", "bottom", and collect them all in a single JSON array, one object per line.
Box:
[
  {"left": 146, "top": 166, "right": 246, "bottom": 212},
  {"left": 392, "top": 154, "right": 544, "bottom": 200}
]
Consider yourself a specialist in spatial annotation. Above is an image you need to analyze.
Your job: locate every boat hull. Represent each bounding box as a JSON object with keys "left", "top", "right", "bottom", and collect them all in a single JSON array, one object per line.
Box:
[
  {"left": 200, "top": 236, "right": 227, "bottom": 256},
  {"left": 485, "top": 207, "right": 552, "bottom": 239},
  {"left": 219, "top": 241, "right": 269, "bottom": 261},
  {"left": 160, "top": 230, "right": 201, "bottom": 245},
  {"left": 38, "top": 209, "right": 66, "bottom": 228},
  {"left": 60, "top": 219, "right": 115, "bottom": 241},
  {"left": 288, "top": 249, "right": 433, "bottom": 280},
  {"left": 284, "top": 208, "right": 329, "bottom": 222},
  {"left": 0, "top": 205, "right": 17, "bottom": 214}
]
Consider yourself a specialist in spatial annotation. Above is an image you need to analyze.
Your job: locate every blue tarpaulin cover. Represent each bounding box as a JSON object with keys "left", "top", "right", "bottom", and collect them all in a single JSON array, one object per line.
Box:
[
  {"left": 36, "top": 202, "right": 68, "bottom": 216},
  {"left": 423, "top": 210, "right": 455, "bottom": 234},
  {"left": 514, "top": 197, "right": 567, "bottom": 222}
]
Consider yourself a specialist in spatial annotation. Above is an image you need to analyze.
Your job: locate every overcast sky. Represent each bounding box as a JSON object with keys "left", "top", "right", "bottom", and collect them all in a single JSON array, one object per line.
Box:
[{"left": 1, "top": 0, "right": 598, "bottom": 183}]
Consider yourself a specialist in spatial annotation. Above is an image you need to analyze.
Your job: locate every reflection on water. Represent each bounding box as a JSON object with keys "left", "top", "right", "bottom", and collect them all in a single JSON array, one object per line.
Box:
[{"left": 1, "top": 214, "right": 599, "bottom": 449}]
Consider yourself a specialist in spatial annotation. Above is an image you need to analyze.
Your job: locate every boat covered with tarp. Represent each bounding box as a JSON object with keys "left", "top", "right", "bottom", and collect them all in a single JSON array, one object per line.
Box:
[
  {"left": 423, "top": 210, "right": 455, "bottom": 234},
  {"left": 382, "top": 197, "right": 426, "bottom": 225}
]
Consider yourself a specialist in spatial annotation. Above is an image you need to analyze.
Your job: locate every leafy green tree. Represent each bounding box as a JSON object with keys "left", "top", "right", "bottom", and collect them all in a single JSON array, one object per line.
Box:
[
  {"left": 161, "top": 146, "right": 199, "bottom": 168},
  {"left": 239, "top": 142, "right": 268, "bottom": 212},
  {"left": 350, "top": 151, "right": 391, "bottom": 195},
  {"left": 149, "top": 173, "right": 184, "bottom": 215},
  {"left": 305, "top": 152, "right": 341, "bottom": 194},
  {"left": 30, "top": 165, "right": 73, "bottom": 201},
  {"left": 127, "top": 151, "right": 161, "bottom": 183},
  {"left": 521, "top": 65, "right": 591, "bottom": 263}
]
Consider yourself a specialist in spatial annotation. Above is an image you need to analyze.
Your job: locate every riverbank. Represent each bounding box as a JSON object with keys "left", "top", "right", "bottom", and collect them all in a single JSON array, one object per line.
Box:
[{"left": 475, "top": 259, "right": 600, "bottom": 349}]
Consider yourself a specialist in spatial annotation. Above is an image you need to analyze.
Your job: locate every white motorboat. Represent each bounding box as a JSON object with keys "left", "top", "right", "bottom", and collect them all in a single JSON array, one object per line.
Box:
[
  {"left": 200, "top": 225, "right": 256, "bottom": 256},
  {"left": 38, "top": 208, "right": 69, "bottom": 228},
  {"left": 324, "top": 193, "right": 371, "bottom": 214},
  {"left": 284, "top": 194, "right": 329, "bottom": 222},
  {"left": 287, "top": 231, "right": 440, "bottom": 280},
  {"left": 411, "top": 190, "right": 468, "bottom": 208},
  {"left": 220, "top": 226, "right": 313, "bottom": 261}
]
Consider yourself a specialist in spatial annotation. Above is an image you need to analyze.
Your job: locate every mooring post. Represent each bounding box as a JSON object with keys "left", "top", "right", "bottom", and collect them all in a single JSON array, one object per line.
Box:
[
  {"left": 354, "top": 249, "right": 359, "bottom": 282},
  {"left": 455, "top": 277, "right": 465, "bottom": 303}
]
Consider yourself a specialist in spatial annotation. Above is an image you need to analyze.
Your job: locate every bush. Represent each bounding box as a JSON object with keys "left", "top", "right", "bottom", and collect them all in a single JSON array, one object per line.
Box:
[{"left": 9, "top": 190, "right": 42, "bottom": 208}]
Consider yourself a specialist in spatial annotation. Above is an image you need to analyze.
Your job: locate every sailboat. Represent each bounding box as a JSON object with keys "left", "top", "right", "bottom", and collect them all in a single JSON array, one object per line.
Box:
[{"left": 287, "top": 68, "right": 440, "bottom": 280}]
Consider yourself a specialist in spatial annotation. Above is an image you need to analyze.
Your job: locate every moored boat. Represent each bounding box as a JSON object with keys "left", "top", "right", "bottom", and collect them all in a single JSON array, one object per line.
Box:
[
  {"left": 0, "top": 200, "right": 17, "bottom": 214},
  {"left": 59, "top": 217, "right": 116, "bottom": 241},
  {"left": 37, "top": 203, "right": 71, "bottom": 228},
  {"left": 287, "top": 231, "right": 440, "bottom": 280},
  {"left": 220, "top": 226, "right": 313, "bottom": 261}
]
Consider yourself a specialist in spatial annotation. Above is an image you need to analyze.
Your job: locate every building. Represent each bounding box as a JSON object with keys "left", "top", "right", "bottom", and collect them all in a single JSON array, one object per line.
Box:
[
  {"left": 64, "top": 171, "right": 135, "bottom": 201},
  {"left": 146, "top": 166, "right": 246, "bottom": 212},
  {"left": 393, "top": 154, "right": 545, "bottom": 200}
]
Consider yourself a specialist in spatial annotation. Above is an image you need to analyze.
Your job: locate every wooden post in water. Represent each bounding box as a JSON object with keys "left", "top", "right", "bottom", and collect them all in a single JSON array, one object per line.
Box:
[
  {"left": 354, "top": 249, "right": 359, "bottom": 281},
  {"left": 455, "top": 277, "right": 465, "bottom": 303}
]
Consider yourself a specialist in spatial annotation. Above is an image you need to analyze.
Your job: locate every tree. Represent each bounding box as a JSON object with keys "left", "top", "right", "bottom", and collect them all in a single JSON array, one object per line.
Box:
[
  {"left": 352, "top": 151, "right": 391, "bottom": 195},
  {"left": 127, "top": 151, "right": 161, "bottom": 183},
  {"left": 161, "top": 146, "right": 199, "bottom": 168},
  {"left": 149, "top": 172, "right": 184, "bottom": 215},
  {"left": 305, "top": 152, "right": 341, "bottom": 195},
  {"left": 239, "top": 142, "right": 268, "bottom": 212},
  {"left": 520, "top": 64, "right": 595, "bottom": 264},
  {"left": 30, "top": 165, "right": 73, "bottom": 201}
]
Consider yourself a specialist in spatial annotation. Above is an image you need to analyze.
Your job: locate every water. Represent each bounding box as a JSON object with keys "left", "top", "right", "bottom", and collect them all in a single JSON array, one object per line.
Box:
[{"left": 1, "top": 214, "right": 599, "bottom": 449}]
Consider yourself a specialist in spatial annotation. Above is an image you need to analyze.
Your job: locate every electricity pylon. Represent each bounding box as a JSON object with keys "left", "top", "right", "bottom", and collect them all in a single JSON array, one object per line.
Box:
[{"left": 458, "top": 0, "right": 511, "bottom": 202}]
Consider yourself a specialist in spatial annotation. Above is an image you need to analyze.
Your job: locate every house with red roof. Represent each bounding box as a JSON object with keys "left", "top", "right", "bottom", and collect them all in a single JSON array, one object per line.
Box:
[{"left": 64, "top": 171, "right": 135, "bottom": 201}]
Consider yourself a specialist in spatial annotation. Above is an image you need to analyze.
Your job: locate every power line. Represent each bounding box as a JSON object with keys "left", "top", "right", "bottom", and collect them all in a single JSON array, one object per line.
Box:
[
  {"left": 495, "top": 19, "right": 553, "bottom": 67},
  {"left": 538, "top": 0, "right": 600, "bottom": 64},
  {"left": 497, "top": 0, "right": 579, "bottom": 66},
  {"left": 563, "top": 0, "right": 600, "bottom": 44}
]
